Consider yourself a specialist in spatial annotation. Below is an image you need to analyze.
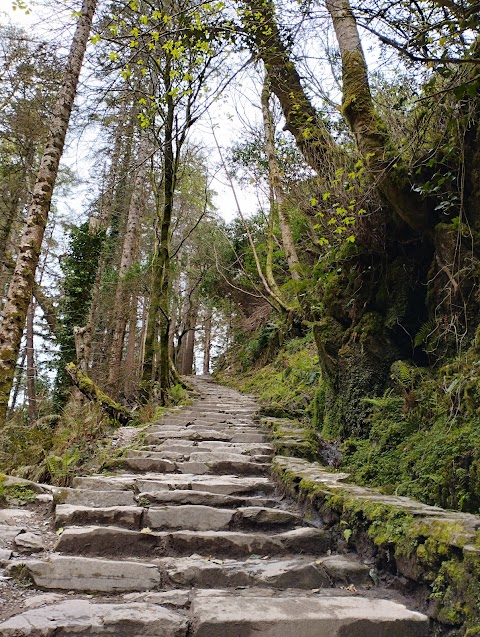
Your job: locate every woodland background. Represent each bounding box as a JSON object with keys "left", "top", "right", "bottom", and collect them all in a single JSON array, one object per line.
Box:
[{"left": 0, "top": 0, "right": 479, "bottom": 512}]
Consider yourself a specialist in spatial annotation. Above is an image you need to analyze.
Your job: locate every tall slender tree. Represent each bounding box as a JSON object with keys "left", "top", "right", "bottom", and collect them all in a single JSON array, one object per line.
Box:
[{"left": 0, "top": 0, "right": 97, "bottom": 426}]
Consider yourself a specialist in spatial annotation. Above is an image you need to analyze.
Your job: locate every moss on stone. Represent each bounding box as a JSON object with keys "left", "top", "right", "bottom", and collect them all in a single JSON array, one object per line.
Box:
[{"left": 272, "top": 456, "right": 480, "bottom": 633}]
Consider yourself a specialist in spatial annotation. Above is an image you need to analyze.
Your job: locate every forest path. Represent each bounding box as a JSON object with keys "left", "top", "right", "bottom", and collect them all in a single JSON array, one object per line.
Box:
[{"left": 0, "top": 376, "right": 429, "bottom": 636}]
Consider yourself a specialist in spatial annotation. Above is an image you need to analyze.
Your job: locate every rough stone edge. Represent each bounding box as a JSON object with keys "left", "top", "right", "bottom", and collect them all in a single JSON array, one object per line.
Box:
[{"left": 271, "top": 455, "right": 480, "bottom": 636}]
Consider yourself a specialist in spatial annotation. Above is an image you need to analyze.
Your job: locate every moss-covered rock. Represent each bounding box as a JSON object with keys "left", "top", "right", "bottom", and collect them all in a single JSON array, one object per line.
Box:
[{"left": 273, "top": 455, "right": 480, "bottom": 634}]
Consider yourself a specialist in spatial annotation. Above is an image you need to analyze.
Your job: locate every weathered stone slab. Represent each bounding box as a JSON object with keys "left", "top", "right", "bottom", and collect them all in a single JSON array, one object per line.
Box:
[
  {"left": 55, "top": 504, "right": 142, "bottom": 530},
  {"left": 163, "top": 556, "right": 333, "bottom": 590},
  {"left": 0, "top": 509, "right": 33, "bottom": 526},
  {"left": 145, "top": 430, "right": 232, "bottom": 444},
  {"left": 188, "top": 476, "right": 275, "bottom": 496},
  {"left": 9, "top": 555, "right": 160, "bottom": 592},
  {"left": 52, "top": 487, "right": 136, "bottom": 507},
  {"left": 175, "top": 460, "right": 269, "bottom": 476},
  {"left": 55, "top": 526, "right": 162, "bottom": 557},
  {"left": 55, "top": 526, "right": 327, "bottom": 559},
  {"left": 190, "top": 595, "right": 429, "bottom": 637},
  {"left": 230, "top": 433, "right": 266, "bottom": 443},
  {"left": 72, "top": 475, "right": 135, "bottom": 490},
  {"left": 166, "top": 527, "right": 330, "bottom": 557},
  {"left": 317, "top": 555, "right": 371, "bottom": 586},
  {"left": 127, "top": 450, "right": 186, "bottom": 461},
  {"left": 13, "top": 532, "right": 45, "bottom": 552},
  {"left": 237, "top": 507, "right": 301, "bottom": 528},
  {"left": 0, "top": 524, "right": 25, "bottom": 544},
  {"left": 120, "top": 457, "right": 177, "bottom": 473},
  {"left": 144, "top": 506, "right": 235, "bottom": 531},
  {"left": 137, "top": 490, "right": 278, "bottom": 508},
  {"left": 135, "top": 475, "right": 275, "bottom": 496},
  {"left": 0, "top": 599, "right": 187, "bottom": 636}
]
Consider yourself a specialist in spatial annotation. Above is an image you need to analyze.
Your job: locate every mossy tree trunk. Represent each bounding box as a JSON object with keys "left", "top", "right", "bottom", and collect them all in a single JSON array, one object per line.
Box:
[
  {"left": 25, "top": 302, "right": 37, "bottom": 423},
  {"left": 66, "top": 363, "right": 135, "bottom": 426},
  {"left": 240, "top": 0, "right": 338, "bottom": 176},
  {"left": 0, "top": 0, "right": 97, "bottom": 426},
  {"left": 325, "top": 0, "right": 429, "bottom": 235},
  {"left": 202, "top": 314, "right": 212, "bottom": 374},
  {"left": 142, "top": 58, "right": 175, "bottom": 401}
]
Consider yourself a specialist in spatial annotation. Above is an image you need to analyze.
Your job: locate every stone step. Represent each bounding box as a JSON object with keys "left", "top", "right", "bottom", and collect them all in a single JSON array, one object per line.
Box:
[
  {"left": 8, "top": 553, "right": 371, "bottom": 594},
  {"left": 144, "top": 430, "right": 232, "bottom": 443},
  {"left": 0, "top": 599, "right": 187, "bottom": 636},
  {"left": 52, "top": 488, "right": 136, "bottom": 507},
  {"left": 155, "top": 418, "right": 257, "bottom": 428},
  {"left": 134, "top": 475, "right": 276, "bottom": 496},
  {"left": 127, "top": 450, "right": 272, "bottom": 464},
  {"left": 118, "top": 458, "right": 178, "bottom": 473},
  {"left": 144, "top": 505, "right": 302, "bottom": 531},
  {"left": 72, "top": 475, "right": 136, "bottom": 491},
  {"left": 55, "top": 525, "right": 331, "bottom": 558},
  {"left": 145, "top": 431, "right": 266, "bottom": 444},
  {"left": 145, "top": 441, "right": 274, "bottom": 455},
  {"left": 55, "top": 504, "right": 142, "bottom": 530},
  {"left": 162, "top": 554, "right": 371, "bottom": 589},
  {"left": 72, "top": 474, "right": 276, "bottom": 496},
  {"left": 189, "top": 593, "right": 429, "bottom": 637},
  {"left": 116, "top": 455, "right": 269, "bottom": 476},
  {"left": 174, "top": 460, "right": 270, "bottom": 476},
  {"left": 7, "top": 555, "right": 160, "bottom": 592},
  {"left": 137, "top": 490, "right": 279, "bottom": 508},
  {"left": 54, "top": 504, "right": 301, "bottom": 532}
]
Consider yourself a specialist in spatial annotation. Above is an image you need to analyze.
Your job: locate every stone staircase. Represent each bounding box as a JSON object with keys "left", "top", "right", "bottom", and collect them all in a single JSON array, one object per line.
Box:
[{"left": 0, "top": 376, "right": 430, "bottom": 636}]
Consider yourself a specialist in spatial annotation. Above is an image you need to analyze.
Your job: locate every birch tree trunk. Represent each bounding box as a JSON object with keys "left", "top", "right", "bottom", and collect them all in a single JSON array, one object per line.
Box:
[
  {"left": 25, "top": 302, "right": 37, "bottom": 423},
  {"left": 0, "top": 0, "right": 97, "bottom": 426},
  {"left": 107, "top": 136, "right": 149, "bottom": 396}
]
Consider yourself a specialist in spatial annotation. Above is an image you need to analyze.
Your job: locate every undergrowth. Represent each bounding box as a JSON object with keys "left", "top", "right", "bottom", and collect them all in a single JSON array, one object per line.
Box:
[
  {"left": 215, "top": 332, "right": 321, "bottom": 421},
  {"left": 1, "top": 382, "right": 190, "bottom": 486},
  {"left": 342, "top": 356, "right": 480, "bottom": 513}
]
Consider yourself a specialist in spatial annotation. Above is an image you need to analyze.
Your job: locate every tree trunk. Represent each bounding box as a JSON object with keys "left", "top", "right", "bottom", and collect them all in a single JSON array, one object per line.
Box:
[
  {"left": 25, "top": 302, "right": 37, "bottom": 423},
  {"left": 202, "top": 314, "right": 212, "bottom": 375},
  {"left": 0, "top": 0, "right": 97, "bottom": 426},
  {"left": 261, "top": 78, "right": 302, "bottom": 282},
  {"left": 325, "top": 0, "right": 429, "bottom": 235},
  {"left": 107, "top": 136, "right": 149, "bottom": 396},
  {"left": 240, "top": 0, "right": 338, "bottom": 175},
  {"left": 0, "top": 143, "right": 35, "bottom": 291},
  {"left": 88, "top": 112, "right": 137, "bottom": 382},
  {"left": 142, "top": 59, "right": 175, "bottom": 401},
  {"left": 178, "top": 301, "right": 198, "bottom": 376},
  {"left": 32, "top": 283, "right": 57, "bottom": 336},
  {"left": 123, "top": 290, "right": 139, "bottom": 400},
  {"left": 65, "top": 362, "right": 135, "bottom": 426}
]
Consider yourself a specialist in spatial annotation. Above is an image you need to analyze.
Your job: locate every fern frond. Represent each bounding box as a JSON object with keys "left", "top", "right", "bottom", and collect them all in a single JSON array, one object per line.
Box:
[{"left": 414, "top": 318, "right": 437, "bottom": 348}]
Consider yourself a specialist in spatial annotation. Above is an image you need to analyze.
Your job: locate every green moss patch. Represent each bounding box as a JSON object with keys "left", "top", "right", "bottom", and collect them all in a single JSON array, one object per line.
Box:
[{"left": 261, "top": 416, "right": 320, "bottom": 461}]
